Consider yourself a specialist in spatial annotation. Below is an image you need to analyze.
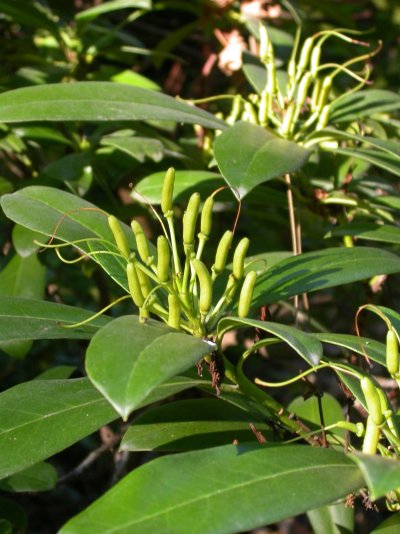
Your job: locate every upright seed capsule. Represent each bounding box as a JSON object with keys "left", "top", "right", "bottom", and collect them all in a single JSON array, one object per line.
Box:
[
  {"left": 161, "top": 167, "right": 175, "bottom": 216},
  {"left": 200, "top": 196, "right": 214, "bottom": 240},
  {"left": 310, "top": 45, "right": 321, "bottom": 77},
  {"left": 238, "top": 270, "right": 257, "bottom": 318},
  {"left": 386, "top": 328, "right": 399, "bottom": 376},
  {"left": 191, "top": 259, "right": 213, "bottom": 315},
  {"left": 259, "top": 24, "right": 270, "bottom": 63},
  {"left": 233, "top": 237, "right": 250, "bottom": 280},
  {"left": 361, "top": 376, "right": 384, "bottom": 426},
  {"left": 296, "top": 72, "right": 313, "bottom": 107},
  {"left": 168, "top": 294, "right": 181, "bottom": 330},
  {"left": 157, "top": 235, "right": 170, "bottom": 283},
  {"left": 317, "top": 75, "right": 332, "bottom": 111},
  {"left": 183, "top": 193, "right": 201, "bottom": 249},
  {"left": 127, "top": 262, "right": 145, "bottom": 307},
  {"left": 131, "top": 220, "right": 151, "bottom": 264},
  {"left": 316, "top": 104, "right": 330, "bottom": 130},
  {"left": 362, "top": 416, "right": 380, "bottom": 455},
  {"left": 298, "top": 37, "right": 314, "bottom": 73},
  {"left": 108, "top": 215, "right": 130, "bottom": 259},
  {"left": 212, "top": 230, "right": 233, "bottom": 276},
  {"left": 136, "top": 266, "right": 151, "bottom": 298}
]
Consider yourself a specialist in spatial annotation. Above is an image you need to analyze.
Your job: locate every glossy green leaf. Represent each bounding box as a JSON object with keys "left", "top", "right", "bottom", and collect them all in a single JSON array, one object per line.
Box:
[
  {"left": 322, "top": 146, "right": 400, "bottom": 177},
  {"left": 0, "top": 297, "right": 110, "bottom": 342},
  {"left": 377, "top": 307, "right": 400, "bottom": 336},
  {"left": 101, "top": 136, "right": 164, "bottom": 163},
  {"left": 0, "top": 378, "right": 118, "bottom": 480},
  {"left": 0, "top": 254, "right": 45, "bottom": 358},
  {"left": 11, "top": 225, "right": 43, "bottom": 258},
  {"left": 371, "top": 513, "right": 400, "bottom": 533},
  {"left": 76, "top": 0, "right": 150, "bottom": 22},
  {"left": 252, "top": 247, "right": 400, "bottom": 307},
  {"left": 214, "top": 121, "right": 310, "bottom": 197},
  {"left": 308, "top": 503, "right": 354, "bottom": 534},
  {"left": 218, "top": 317, "right": 322, "bottom": 366},
  {"left": 35, "top": 366, "right": 76, "bottom": 380},
  {"left": 330, "top": 90, "right": 400, "bottom": 123},
  {"left": 132, "top": 170, "right": 224, "bottom": 204},
  {"left": 241, "top": 52, "right": 267, "bottom": 94},
  {"left": 350, "top": 454, "right": 400, "bottom": 500},
  {"left": 0, "top": 83, "right": 225, "bottom": 130},
  {"left": 288, "top": 393, "right": 345, "bottom": 438},
  {"left": 0, "top": 375, "right": 199, "bottom": 480},
  {"left": 43, "top": 152, "right": 92, "bottom": 182},
  {"left": 326, "top": 223, "right": 400, "bottom": 245},
  {"left": 0, "top": 0, "right": 59, "bottom": 34},
  {"left": 315, "top": 333, "right": 385, "bottom": 366},
  {"left": 121, "top": 398, "right": 273, "bottom": 451},
  {"left": 86, "top": 316, "right": 212, "bottom": 420},
  {"left": 59, "top": 445, "right": 364, "bottom": 534},
  {"left": 0, "top": 462, "right": 57, "bottom": 493}
]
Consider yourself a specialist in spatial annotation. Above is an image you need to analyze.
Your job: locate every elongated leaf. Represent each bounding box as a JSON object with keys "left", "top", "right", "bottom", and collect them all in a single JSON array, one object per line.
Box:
[
  {"left": 86, "top": 316, "right": 212, "bottom": 420},
  {"left": 377, "top": 307, "right": 400, "bottom": 336},
  {"left": 350, "top": 454, "right": 400, "bottom": 500},
  {"left": 326, "top": 223, "right": 400, "bottom": 245},
  {"left": 101, "top": 136, "right": 164, "bottom": 163},
  {"left": 218, "top": 317, "right": 322, "bottom": 366},
  {"left": 330, "top": 90, "right": 400, "bottom": 123},
  {"left": 288, "top": 393, "right": 344, "bottom": 437},
  {"left": 59, "top": 444, "right": 364, "bottom": 534},
  {"left": 308, "top": 503, "right": 354, "bottom": 534},
  {"left": 0, "top": 375, "right": 201, "bottom": 480},
  {"left": 315, "top": 333, "right": 385, "bottom": 366},
  {"left": 0, "top": 462, "right": 57, "bottom": 493},
  {"left": 0, "top": 0, "right": 59, "bottom": 34},
  {"left": 322, "top": 146, "right": 400, "bottom": 177},
  {"left": 214, "top": 121, "right": 310, "bottom": 197},
  {"left": 0, "top": 297, "right": 111, "bottom": 342},
  {"left": 371, "top": 513, "right": 400, "bottom": 533},
  {"left": 0, "top": 83, "right": 225, "bottom": 130},
  {"left": 132, "top": 170, "right": 224, "bottom": 204},
  {"left": 12, "top": 225, "right": 43, "bottom": 257},
  {"left": 0, "top": 254, "right": 45, "bottom": 358},
  {"left": 76, "top": 0, "right": 150, "bottom": 22},
  {"left": 252, "top": 247, "right": 400, "bottom": 307},
  {"left": 121, "top": 398, "right": 273, "bottom": 451}
]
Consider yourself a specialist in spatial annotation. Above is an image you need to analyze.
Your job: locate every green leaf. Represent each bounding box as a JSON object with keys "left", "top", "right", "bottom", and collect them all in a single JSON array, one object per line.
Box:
[
  {"left": 35, "top": 366, "right": 76, "bottom": 380},
  {"left": 322, "top": 146, "right": 400, "bottom": 177},
  {"left": 0, "top": 254, "right": 45, "bottom": 358},
  {"left": 315, "top": 333, "right": 385, "bottom": 366},
  {"left": 241, "top": 52, "right": 267, "bottom": 94},
  {"left": 0, "top": 496, "right": 27, "bottom": 534},
  {"left": 252, "top": 247, "right": 400, "bottom": 307},
  {"left": 288, "top": 393, "right": 345, "bottom": 437},
  {"left": 101, "top": 136, "right": 164, "bottom": 163},
  {"left": 0, "top": 378, "right": 117, "bottom": 480},
  {"left": 218, "top": 317, "right": 322, "bottom": 366},
  {"left": 43, "top": 152, "right": 92, "bottom": 182},
  {"left": 330, "top": 90, "right": 400, "bottom": 123},
  {"left": 0, "top": 0, "right": 59, "bottom": 35},
  {"left": 213, "top": 121, "right": 310, "bottom": 197},
  {"left": 326, "top": 223, "right": 400, "bottom": 245},
  {"left": 307, "top": 503, "right": 354, "bottom": 534},
  {"left": 11, "top": 225, "right": 43, "bottom": 258},
  {"left": 0, "top": 462, "right": 57, "bottom": 493},
  {"left": 349, "top": 454, "right": 400, "bottom": 500},
  {"left": 0, "top": 83, "right": 225, "bottom": 130},
  {"left": 76, "top": 0, "right": 151, "bottom": 22},
  {"left": 86, "top": 316, "right": 212, "bottom": 420},
  {"left": 59, "top": 445, "right": 364, "bottom": 534},
  {"left": 120, "top": 398, "right": 273, "bottom": 451},
  {"left": 371, "top": 513, "right": 400, "bottom": 533},
  {"left": 377, "top": 307, "right": 400, "bottom": 336},
  {"left": 0, "top": 375, "right": 198, "bottom": 480},
  {"left": 0, "top": 297, "right": 111, "bottom": 342},
  {"left": 132, "top": 170, "right": 224, "bottom": 204}
]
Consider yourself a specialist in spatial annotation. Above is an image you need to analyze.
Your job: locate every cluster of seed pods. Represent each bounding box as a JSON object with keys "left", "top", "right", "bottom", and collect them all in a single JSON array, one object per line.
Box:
[{"left": 108, "top": 168, "right": 257, "bottom": 337}]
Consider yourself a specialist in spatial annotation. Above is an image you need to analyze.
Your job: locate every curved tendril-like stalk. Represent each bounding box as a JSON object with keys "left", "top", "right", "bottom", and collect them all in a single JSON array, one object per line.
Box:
[
  {"left": 179, "top": 94, "right": 245, "bottom": 105},
  {"left": 315, "top": 63, "right": 372, "bottom": 85},
  {"left": 46, "top": 207, "right": 108, "bottom": 248},
  {"left": 338, "top": 40, "right": 382, "bottom": 73},
  {"left": 35, "top": 237, "right": 114, "bottom": 250},
  {"left": 130, "top": 187, "right": 170, "bottom": 248},
  {"left": 283, "top": 423, "right": 348, "bottom": 447},
  {"left": 255, "top": 360, "right": 362, "bottom": 387},
  {"left": 314, "top": 29, "right": 371, "bottom": 47},
  {"left": 55, "top": 247, "right": 123, "bottom": 265},
  {"left": 60, "top": 295, "right": 131, "bottom": 329},
  {"left": 329, "top": 64, "right": 371, "bottom": 108}
]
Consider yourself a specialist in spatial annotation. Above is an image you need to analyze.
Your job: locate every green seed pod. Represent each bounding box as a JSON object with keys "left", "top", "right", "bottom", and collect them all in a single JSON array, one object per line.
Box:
[
  {"left": 161, "top": 167, "right": 175, "bottom": 215},
  {"left": 386, "top": 328, "right": 399, "bottom": 376},
  {"left": 316, "top": 104, "right": 330, "bottom": 130},
  {"left": 298, "top": 37, "right": 314, "bottom": 73},
  {"left": 191, "top": 259, "right": 213, "bottom": 315},
  {"left": 136, "top": 266, "right": 151, "bottom": 298},
  {"left": 259, "top": 24, "right": 270, "bottom": 63},
  {"left": 127, "top": 262, "right": 145, "bottom": 307},
  {"left": 310, "top": 78, "right": 321, "bottom": 112},
  {"left": 200, "top": 196, "right": 214, "bottom": 239},
  {"left": 108, "top": 215, "right": 130, "bottom": 259},
  {"left": 362, "top": 416, "right": 380, "bottom": 455},
  {"left": 238, "top": 270, "right": 257, "bottom": 318},
  {"left": 183, "top": 192, "right": 201, "bottom": 248},
  {"left": 361, "top": 376, "right": 384, "bottom": 426},
  {"left": 317, "top": 75, "right": 332, "bottom": 111},
  {"left": 310, "top": 45, "right": 321, "bottom": 77},
  {"left": 297, "top": 72, "right": 312, "bottom": 107},
  {"left": 258, "top": 89, "right": 269, "bottom": 126},
  {"left": 157, "top": 235, "right": 170, "bottom": 283},
  {"left": 232, "top": 237, "right": 250, "bottom": 280},
  {"left": 280, "top": 102, "right": 296, "bottom": 137},
  {"left": 168, "top": 294, "right": 181, "bottom": 330},
  {"left": 131, "top": 220, "right": 151, "bottom": 264},
  {"left": 213, "top": 230, "right": 233, "bottom": 276}
]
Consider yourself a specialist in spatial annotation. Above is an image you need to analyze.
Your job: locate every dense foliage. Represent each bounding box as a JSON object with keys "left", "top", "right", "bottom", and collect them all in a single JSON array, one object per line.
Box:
[{"left": 1, "top": 1, "right": 400, "bottom": 532}]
